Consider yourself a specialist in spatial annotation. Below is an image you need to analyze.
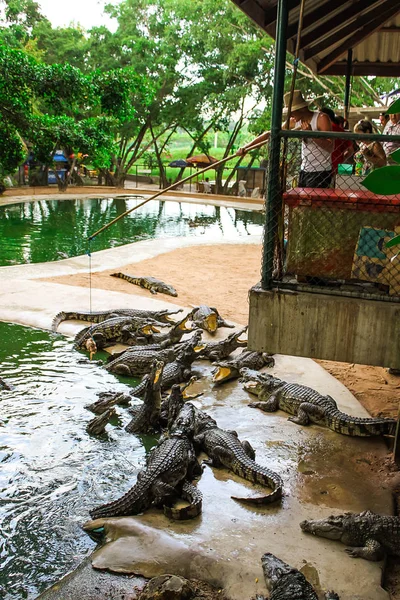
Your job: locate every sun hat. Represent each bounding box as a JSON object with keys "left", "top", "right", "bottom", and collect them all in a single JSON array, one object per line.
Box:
[{"left": 283, "top": 90, "right": 310, "bottom": 114}]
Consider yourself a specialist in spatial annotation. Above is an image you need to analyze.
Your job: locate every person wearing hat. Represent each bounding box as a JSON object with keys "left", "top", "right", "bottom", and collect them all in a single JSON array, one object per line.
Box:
[
  {"left": 237, "top": 90, "right": 334, "bottom": 188},
  {"left": 382, "top": 112, "right": 400, "bottom": 163}
]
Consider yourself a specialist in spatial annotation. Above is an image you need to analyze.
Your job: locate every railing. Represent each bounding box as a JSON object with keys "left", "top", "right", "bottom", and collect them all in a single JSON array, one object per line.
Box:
[{"left": 261, "top": 129, "right": 400, "bottom": 302}]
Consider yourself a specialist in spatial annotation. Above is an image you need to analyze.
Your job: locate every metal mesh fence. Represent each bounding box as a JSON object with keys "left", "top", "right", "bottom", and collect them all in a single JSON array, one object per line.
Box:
[{"left": 262, "top": 130, "right": 400, "bottom": 301}]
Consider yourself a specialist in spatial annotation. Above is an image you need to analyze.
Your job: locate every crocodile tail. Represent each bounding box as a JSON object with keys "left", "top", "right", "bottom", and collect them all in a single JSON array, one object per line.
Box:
[
  {"left": 89, "top": 482, "right": 148, "bottom": 519},
  {"left": 230, "top": 455, "right": 283, "bottom": 504},
  {"left": 231, "top": 486, "right": 282, "bottom": 505},
  {"left": 164, "top": 481, "right": 202, "bottom": 520},
  {"left": 328, "top": 409, "right": 396, "bottom": 437},
  {"left": 111, "top": 272, "right": 137, "bottom": 284},
  {"left": 52, "top": 311, "right": 68, "bottom": 332}
]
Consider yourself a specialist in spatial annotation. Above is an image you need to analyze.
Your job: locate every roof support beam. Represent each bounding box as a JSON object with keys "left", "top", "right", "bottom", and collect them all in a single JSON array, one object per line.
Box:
[
  {"left": 263, "top": 0, "right": 299, "bottom": 27},
  {"left": 303, "top": 0, "right": 394, "bottom": 61},
  {"left": 286, "top": 0, "right": 349, "bottom": 40},
  {"left": 324, "top": 62, "right": 400, "bottom": 77},
  {"left": 317, "top": 0, "right": 400, "bottom": 73},
  {"left": 230, "top": 0, "right": 272, "bottom": 30},
  {"left": 300, "top": 0, "right": 379, "bottom": 49}
]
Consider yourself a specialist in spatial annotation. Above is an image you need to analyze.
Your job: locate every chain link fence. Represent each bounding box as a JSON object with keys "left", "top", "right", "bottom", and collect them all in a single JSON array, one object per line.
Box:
[{"left": 262, "top": 129, "right": 400, "bottom": 301}]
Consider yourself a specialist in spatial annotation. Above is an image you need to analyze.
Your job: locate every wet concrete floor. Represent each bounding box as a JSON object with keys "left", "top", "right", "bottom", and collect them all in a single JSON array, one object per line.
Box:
[{"left": 0, "top": 230, "right": 393, "bottom": 599}]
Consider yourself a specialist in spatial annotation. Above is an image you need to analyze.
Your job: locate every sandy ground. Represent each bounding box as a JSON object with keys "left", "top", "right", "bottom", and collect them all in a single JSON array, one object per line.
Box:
[{"left": 42, "top": 242, "right": 400, "bottom": 420}]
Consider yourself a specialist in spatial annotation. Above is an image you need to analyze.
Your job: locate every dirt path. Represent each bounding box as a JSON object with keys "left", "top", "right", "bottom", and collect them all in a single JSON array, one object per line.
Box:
[{"left": 42, "top": 242, "right": 400, "bottom": 420}]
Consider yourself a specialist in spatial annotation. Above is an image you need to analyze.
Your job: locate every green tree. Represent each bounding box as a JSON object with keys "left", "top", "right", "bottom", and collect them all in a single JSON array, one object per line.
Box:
[
  {"left": 0, "top": 43, "right": 137, "bottom": 191},
  {"left": 0, "top": 0, "right": 45, "bottom": 46}
]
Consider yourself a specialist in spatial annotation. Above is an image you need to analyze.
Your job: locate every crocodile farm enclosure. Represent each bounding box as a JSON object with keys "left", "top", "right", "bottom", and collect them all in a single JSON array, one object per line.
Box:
[{"left": 1, "top": 191, "right": 400, "bottom": 600}]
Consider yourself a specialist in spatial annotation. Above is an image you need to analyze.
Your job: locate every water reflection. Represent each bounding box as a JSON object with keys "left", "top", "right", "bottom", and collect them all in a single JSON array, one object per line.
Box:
[
  {"left": 0, "top": 322, "right": 155, "bottom": 599},
  {"left": 0, "top": 197, "right": 264, "bottom": 266}
]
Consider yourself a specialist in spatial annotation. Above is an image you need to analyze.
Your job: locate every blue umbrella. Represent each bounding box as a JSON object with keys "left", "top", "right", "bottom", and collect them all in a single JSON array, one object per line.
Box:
[{"left": 168, "top": 159, "right": 190, "bottom": 168}]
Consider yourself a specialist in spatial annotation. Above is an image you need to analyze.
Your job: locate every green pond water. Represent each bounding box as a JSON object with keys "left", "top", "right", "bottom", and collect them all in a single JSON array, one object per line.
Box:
[
  {"left": 0, "top": 321, "right": 157, "bottom": 600},
  {"left": 0, "top": 196, "right": 264, "bottom": 266}
]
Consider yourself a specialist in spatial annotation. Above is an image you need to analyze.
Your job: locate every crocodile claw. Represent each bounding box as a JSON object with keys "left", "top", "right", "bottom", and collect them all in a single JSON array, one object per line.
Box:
[{"left": 345, "top": 548, "right": 360, "bottom": 558}]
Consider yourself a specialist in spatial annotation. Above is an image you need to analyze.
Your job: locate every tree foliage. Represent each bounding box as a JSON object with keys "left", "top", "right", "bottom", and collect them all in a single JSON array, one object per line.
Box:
[
  {"left": 1, "top": 0, "right": 400, "bottom": 192},
  {"left": 0, "top": 42, "right": 138, "bottom": 189}
]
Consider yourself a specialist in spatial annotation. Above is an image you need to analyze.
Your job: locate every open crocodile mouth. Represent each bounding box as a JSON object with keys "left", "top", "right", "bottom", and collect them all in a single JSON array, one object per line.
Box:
[
  {"left": 205, "top": 314, "right": 218, "bottom": 333},
  {"left": 182, "top": 384, "right": 199, "bottom": 399},
  {"left": 165, "top": 315, "right": 178, "bottom": 323},
  {"left": 154, "top": 366, "right": 164, "bottom": 384},
  {"left": 142, "top": 325, "right": 160, "bottom": 335},
  {"left": 179, "top": 318, "right": 194, "bottom": 332},
  {"left": 194, "top": 344, "right": 207, "bottom": 353},
  {"left": 237, "top": 336, "right": 248, "bottom": 344},
  {"left": 212, "top": 366, "right": 232, "bottom": 382}
]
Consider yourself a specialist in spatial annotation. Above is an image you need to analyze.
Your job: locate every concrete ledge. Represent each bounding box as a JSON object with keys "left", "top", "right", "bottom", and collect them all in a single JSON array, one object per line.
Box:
[
  {"left": 248, "top": 284, "right": 400, "bottom": 369},
  {"left": 1, "top": 186, "right": 264, "bottom": 209}
]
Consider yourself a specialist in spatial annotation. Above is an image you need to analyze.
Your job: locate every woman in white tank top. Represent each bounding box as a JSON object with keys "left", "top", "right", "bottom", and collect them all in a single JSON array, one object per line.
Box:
[{"left": 236, "top": 90, "right": 334, "bottom": 189}]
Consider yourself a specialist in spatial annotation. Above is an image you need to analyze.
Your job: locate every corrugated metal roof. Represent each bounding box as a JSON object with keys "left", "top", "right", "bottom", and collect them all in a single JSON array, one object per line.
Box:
[{"left": 230, "top": 0, "right": 400, "bottom": 76}]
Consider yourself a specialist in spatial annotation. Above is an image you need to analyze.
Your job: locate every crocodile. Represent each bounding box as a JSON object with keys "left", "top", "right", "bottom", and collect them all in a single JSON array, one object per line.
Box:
[
  {"left": 129, "top": 331, "right": 205, "bottom": 398},
  {"left": 160, "top": 378, "right": 202, "bottom": 430},
  {"left": 86, "top": 407, "right": 116, "bottom": 436},
  {"left": 95, "top": 390, "right": 131, "bottom": 406},
  {"left": 244, "top": 375, "right": 396, "bottom": 437},
  {"left": 239, "top": 367, "right": 273, "bottom": 384},
  {"left": 105, "top": 346, "right": 177, "bottom": 377},
  {"left": 52, "top": 308, "right": 181, "bottom": 332},
  {"left": 125, "top": 361, "right": 164, "bottom": 434},
  {"left": 89, "top": 403, "right": 201, "bottom": 520},
  {"left": 261, "top": 553, "right": 339, "bottom": 600},
  {"left": 300, "top": 510, "right": 400, "bottom": 561},
  {"left": 111, "top": 273, "right": 178, "bottom": 297},
  {"left": 192, "top": 407, "right": 283, "bottom": 504},
  {"left": 74, "top": 316, "right": 159, "bottom": 350},
  {"left": 148, "top": 314, "right": 196, "bottom": 346},
  {"left": 189, "top": 305, "right": 234, "bottom": 334},
  {"left": 197, "top": 327, "right": 248, "bottom": 362},
  {"left": 212, "top": 350, "right": 275, "bottom": 385},
  {"left": 85, "top": 395, "right": 120, "bottom": 414},
  {"left": 110, "top": 315, "right": 195, "bottom": 350},
  {"left": 106, "top": 341, "right": 171, "bottom": 363}
]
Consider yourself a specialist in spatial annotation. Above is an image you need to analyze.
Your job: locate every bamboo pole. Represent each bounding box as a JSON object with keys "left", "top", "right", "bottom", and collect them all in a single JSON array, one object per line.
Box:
[{"left": 88, "top": 139, "right": 268, "bottom": 241}]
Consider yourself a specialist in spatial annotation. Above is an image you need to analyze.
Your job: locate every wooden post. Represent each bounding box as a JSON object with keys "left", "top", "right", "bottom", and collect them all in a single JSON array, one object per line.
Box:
[{"left": 393, "top": 404, "right": 400, "bottom": 465}]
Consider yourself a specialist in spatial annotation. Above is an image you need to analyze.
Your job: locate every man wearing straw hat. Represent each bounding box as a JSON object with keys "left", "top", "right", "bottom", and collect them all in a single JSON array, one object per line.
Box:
[{"left": 237, "top": 90, "right": 334, "bottom": 188}]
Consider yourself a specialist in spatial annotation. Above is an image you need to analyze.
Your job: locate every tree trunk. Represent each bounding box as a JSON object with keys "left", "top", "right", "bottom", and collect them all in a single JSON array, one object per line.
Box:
[
  {"left": 215, "top": 117, "right": 244, "bottom": 194},
  {"left": 149, "top": 121, "right": 169, "bottom": 188}
]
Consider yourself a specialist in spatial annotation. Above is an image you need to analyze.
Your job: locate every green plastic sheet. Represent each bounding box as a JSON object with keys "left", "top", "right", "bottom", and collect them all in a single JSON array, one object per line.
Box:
[
  {"left": 362, "top": 165, "right": 400, "bottom": 195},
  {"left": 386, "top": 234, "right": 400, "bottom": 249},
  {"left": 390, "top": 148, "right": 400, "bottom": 164},
  {"left": 387, "top": 98, "right": 400, "bottom": 114}
]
